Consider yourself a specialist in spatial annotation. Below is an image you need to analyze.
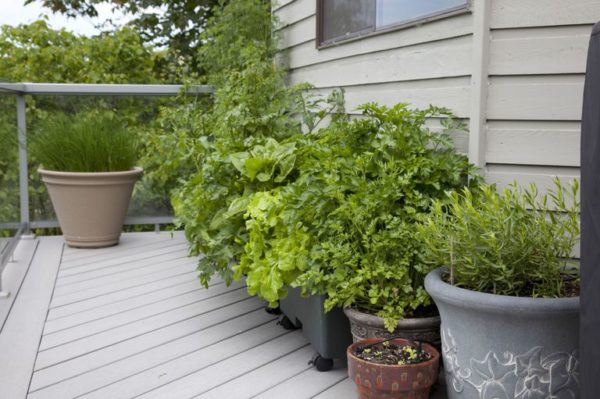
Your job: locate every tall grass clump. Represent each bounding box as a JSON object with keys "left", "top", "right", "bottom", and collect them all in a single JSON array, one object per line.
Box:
[{"left": 32, "top": 112, "right": 138, "bottom": 172}]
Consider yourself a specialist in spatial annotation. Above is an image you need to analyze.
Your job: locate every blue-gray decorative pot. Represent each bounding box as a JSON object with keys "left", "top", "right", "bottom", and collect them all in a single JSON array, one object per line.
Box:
[{"left": 425, "top": 268, "right": 579, "bottom": 399}]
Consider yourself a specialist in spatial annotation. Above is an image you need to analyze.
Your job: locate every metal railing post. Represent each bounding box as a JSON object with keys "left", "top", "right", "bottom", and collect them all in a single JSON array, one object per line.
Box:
[{"left": 16, "top": 94, "right": 29, "bottom": 232}]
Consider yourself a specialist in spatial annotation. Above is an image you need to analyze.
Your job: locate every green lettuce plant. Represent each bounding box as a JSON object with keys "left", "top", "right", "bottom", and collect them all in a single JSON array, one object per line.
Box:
[
  {"left": 236, "top": 103, "right": 478, "bottom": 330},
  {"left": 418, "top": 180, "right": 580, "bottom": 297}
]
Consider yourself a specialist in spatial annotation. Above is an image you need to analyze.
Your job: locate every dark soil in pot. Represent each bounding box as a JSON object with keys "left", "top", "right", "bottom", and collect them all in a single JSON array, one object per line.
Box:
[{"left": 348, "top": 337, "right": 440, "bottom": 399}]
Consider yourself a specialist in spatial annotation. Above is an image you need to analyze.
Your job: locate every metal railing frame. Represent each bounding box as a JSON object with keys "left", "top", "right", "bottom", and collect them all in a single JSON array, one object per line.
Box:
[{"left": 0, "top": 82, "right": 214, "bottom": 296}]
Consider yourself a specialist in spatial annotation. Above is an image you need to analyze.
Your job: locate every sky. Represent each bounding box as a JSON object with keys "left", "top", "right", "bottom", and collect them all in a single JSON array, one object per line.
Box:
[{"left": 0, "top": 0, "right": 131, "bottom": 36}]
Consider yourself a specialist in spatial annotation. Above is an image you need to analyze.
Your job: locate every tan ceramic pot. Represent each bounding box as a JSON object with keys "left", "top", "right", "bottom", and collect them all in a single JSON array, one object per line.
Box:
[{"left": 39, "top": 167, "right": 143, "bottom": 248}]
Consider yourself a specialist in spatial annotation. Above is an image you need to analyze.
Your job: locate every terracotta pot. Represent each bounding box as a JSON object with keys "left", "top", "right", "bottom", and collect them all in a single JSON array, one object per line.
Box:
[
  {"left": 39, "top": 167, "right": 143, "bottom": 248},
  {"left": 344, "top": 307, "right": 441, "bottom": 348},
  {"left": 347, "top": 337, "right": 440, "bottom": 399}
]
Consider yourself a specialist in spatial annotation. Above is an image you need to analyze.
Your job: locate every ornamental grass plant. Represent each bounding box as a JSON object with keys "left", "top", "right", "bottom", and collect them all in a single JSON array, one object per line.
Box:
[
  {"left": 32, "top": 112, "right": 138, "bottom": 173},
  {"left": 418, "top": 180, "right": 580, "bottom": 297}
]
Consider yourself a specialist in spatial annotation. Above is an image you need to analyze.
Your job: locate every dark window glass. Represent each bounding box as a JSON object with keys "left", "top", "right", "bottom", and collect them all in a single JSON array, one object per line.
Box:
[
  {"left": 376, "top": 0, "right": 468, "bottom": 28},
  {"left": 321, "top": 0, "right": 375, "bottom": 43},
  {"left": 319, "top": 0, "right": 469, "bottom": 45}
]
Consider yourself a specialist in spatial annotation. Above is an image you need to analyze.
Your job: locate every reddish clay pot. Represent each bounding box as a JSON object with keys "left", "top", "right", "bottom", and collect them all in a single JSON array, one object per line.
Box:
[{"left": 347, "top": 338, "right": 440, "bottom": 399}]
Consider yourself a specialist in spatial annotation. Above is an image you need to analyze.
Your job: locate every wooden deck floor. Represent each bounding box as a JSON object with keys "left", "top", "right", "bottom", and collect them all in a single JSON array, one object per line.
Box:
[
  {"left": 0, "top": 232, "right": 448, "bottom": 398},
  {"left": 0, "top": 232, "right": 358, "bottom": 399}
]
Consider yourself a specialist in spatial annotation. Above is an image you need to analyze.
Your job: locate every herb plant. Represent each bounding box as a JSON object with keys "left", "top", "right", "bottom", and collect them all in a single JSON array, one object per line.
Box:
[
  {"left": 163, "top": 0, "right": 345, "bottom": 286},
  {"left": 418, "top": 180, "right": 580, "bottom": 297},
  {"left": 236, "top": 103, "right": 478, "bottom": 330},
  {"left": 32, "top": 112, "right": 138, "bottom": 172}
]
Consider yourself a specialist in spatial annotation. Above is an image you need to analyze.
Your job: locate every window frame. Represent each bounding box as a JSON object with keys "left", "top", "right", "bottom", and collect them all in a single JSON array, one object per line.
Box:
[{"left": 316, "top": 0, "right": 471, "bottom": 49}]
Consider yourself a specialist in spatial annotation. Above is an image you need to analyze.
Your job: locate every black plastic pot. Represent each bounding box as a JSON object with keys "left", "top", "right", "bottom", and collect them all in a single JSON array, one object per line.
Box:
[{"left": 279, "top": 287, "right": 353, "bottom": 371}]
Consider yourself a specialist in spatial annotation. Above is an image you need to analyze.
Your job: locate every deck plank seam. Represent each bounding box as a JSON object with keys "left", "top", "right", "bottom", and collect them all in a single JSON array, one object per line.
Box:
[
  {"left": 35, "top": 296, "right": 261, "bottom": 371},
  {"left": 308, "top": 374, "right": 350, "bottom": 398},
  {"left": 127, "top": 330, "right": 298, "bottom": 399},
  {"left": 65, "top": 319, "right": 284, "bottom": 398},
  {"left": 55, "top": 254, "right": 195, "bottom": 287},
  {"left": 190, "top": 343, "right": 313, "bottom": 399},
  {"left": 29, "top": 307, "right": 273, "bottom": 394},
  {"left": 45, "top": 278, "right": 210, "bottom": 322},
  {"left": 60, "top": 239, "right": 187, "bottom": 267},
  {"left": 48, "top": 270, "right": 197, "bottom": 310},
  {"left": 53, "top": 258, "right": 196, "bottom": 294},
  {"left": 24, "top": 239, "right": 66, "bottom": 397},
  {"left": 61, "top": 235, "right": 176, "bottom": 263},
  {"left": 58, "top": 243, "right": 190, "bottom": 274},
  {"left": 0, "top": 239, "right": 40, "bottom": 334},
  {"left": 42, "top": 282, "right": 226, "bottom": 336},
  {"left": 39, "top": 285, "right": 250, "bottom": 350},
  {"left": 243, "top": 358, "right": 316, "bottom": 399}
]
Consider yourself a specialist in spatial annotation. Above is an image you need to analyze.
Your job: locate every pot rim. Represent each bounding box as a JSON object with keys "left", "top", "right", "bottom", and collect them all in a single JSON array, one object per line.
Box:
[
  {"left": 38, "top": 166, "right": 143, "bottom": 178},
  {"left": 347, "top": 337, "right": 440, "bottom": 370},
  {"left": 343, "top": 307, "right": 440, "bottom": 329},
  {"left": 425, "top": 267, "right": 579, "bottom": 313}
]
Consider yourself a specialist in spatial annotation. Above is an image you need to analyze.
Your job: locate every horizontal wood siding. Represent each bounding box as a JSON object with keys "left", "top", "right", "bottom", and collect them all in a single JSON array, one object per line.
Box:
[
  {"left": 288, "top": 35, "right": 472, "bottom": 87},
  {"left": 486, "top": 121, "right": 581, "bottom": 167},
  {"left": 485, "top": 0, "right": 598, "bottom": 184},
  {"left": 487, "top": 75, "right": 585, "bottom": 121},
  {"left": 490, "top": 0, "right": 600, "bottom": 29},
  {"left": 276, "top": 0, "right": 474, "bottom": 154},
  {"left": 277, "top": 0, "right": 600, "bottom": 187},
  {"left": 313, "top": 77, "right": 472, "bottom": 117}
]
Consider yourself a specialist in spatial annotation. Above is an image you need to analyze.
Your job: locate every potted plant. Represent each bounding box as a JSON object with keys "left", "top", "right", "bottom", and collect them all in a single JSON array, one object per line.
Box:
[
  {"left": 32, "top": 112, "right": 142, "bottom": 248},
  {"left": 236, "top": 103, "right": 477, "bottom": 369},
  {"left": 347, "top": 337, "right": 440, "bottom": 399},
  {"left": 420, "top": 182, "right": 580, "bottom": 399}
]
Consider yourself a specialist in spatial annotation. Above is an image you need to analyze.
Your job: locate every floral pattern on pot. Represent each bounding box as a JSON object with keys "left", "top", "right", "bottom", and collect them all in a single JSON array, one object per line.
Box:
[{"left": 442, "top": 329, "right": 579, "bottom": 399}]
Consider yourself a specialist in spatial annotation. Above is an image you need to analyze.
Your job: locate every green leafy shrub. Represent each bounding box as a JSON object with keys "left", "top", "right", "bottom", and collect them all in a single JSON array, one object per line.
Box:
[
  {"left": 0, "top": 106, "right": 19, "bottom": 224},
  {"left": 418, "top": 180, "right": 580, "bottom": 297},
  {"left": 154, "top": 0, "right": 345, "bottom": 286},
  {"left": 236, "top": 103, "right": 478, "bottom": 330},
  {"left": 31, "top": 112, "right": 138, "bottom": 172}
]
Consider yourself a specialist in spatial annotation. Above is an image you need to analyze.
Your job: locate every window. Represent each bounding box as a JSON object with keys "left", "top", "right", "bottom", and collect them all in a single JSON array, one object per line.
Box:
[{"left": 318, "top": 0, "right": 470, "bottom": 46}]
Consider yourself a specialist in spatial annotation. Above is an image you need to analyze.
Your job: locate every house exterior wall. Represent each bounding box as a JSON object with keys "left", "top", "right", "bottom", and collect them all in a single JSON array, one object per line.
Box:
[{"left": 273, "top": 0, "right": 600, "bottom": 189}]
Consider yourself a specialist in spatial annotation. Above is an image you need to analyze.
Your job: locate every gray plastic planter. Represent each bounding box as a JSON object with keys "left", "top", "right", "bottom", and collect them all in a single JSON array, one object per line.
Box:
[
  {"left": 279, "top": 287, "right": 352, "bottom": 367},
  {"left": 425, "top": 268, "right": 580, "bottom": 399}
]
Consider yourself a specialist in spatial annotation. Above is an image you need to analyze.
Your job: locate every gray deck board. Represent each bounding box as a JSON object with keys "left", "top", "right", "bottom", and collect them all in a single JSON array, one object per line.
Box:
[
  {"left": 56, "top": 248, "right": 193, "bottom": 287},
  {"left": 53, "top": 256, "right": 196, "bottom": 296},
  {"left": 60, "top": 233, "right": 175, "bottom": 263},
  {"left": 0, "top": 236, "right": 63, "bottom": 399},
  {"left": 40, "top": 281, "right": 245, "bottom": 350},
  {"left": 253, "top": 366, "right": 348, "bottom": 399},
  {"left": 0, "top": 238, "right": 39, "bottom": 332},
  {"left": 42, "top": 279, "right": 214, "bottom": 334},
  {"left": 29, "top": 310, "right": 277, "bottom": 397},
  {"left": 313, "top": 379, "right": 357, "bottom": 399},
  {"left": 46, "top": 271, "right": 199, "bottom": 320},
  {"left": 196, "top": 345, "right": 316, "bottom": 399},
  {"left": 135, "top": 331, "right": 308, "bottom": 399},
  {"left": 1, "top": 231, "right": 443, "bottom": 399}
]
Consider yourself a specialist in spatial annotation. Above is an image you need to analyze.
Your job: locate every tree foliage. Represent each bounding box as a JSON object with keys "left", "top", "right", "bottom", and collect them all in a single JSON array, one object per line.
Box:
[
  {"left": 0, "top": 20, "right": 156, "bottom": 83},
  {"left": 28, "top": 0, "right": 225, "bottom": 77},
  {"left": 0, "top": 20, "right": 166, "bottom": 224}
]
